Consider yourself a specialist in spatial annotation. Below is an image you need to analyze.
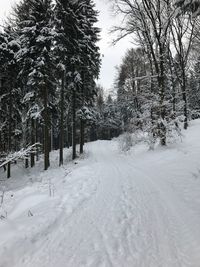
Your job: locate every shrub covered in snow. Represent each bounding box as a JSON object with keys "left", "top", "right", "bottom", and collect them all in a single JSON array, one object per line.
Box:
[
  {"left": 118, "top": 133, "right": 133, "bottom": 152},
  {"left": 118, "top": 131, "right": 145, "bottom": 152}
]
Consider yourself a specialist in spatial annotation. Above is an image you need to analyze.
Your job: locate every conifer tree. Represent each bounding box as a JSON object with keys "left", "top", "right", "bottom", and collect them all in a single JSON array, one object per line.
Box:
[
  {"left": 0, "top": 27, "right": 20, "bottom": 178},
  {"left": 14, "top": 0, "right": 55, "bottom": 170}
]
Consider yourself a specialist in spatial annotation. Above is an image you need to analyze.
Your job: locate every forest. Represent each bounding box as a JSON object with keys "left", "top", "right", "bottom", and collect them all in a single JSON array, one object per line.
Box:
[
  {"left": 0, "top": 0, "right": 200, "bottom": 178},
  {"left": 1, "top": 1, "right": 200, "bottom": 266}
]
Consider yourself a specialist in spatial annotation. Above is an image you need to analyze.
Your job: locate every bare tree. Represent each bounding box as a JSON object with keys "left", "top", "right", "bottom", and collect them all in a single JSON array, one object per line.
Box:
[
  {"left": 175, "top": 0, "right": 200, "bottom": 17},
  {"left": 170, "top": 15, "right": 196, "bottom": 129},
  {"left": 112, "top": 0, "right": 174, "bottom": 145}
]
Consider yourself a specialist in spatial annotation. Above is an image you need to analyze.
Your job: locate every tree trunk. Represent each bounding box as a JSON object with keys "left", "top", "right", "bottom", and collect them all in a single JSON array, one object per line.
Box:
[
  {"left": 30, "top": 118, "right": 35, "bottom": 167},
  {"left": 66, "top": 125, "right": 69, "bottom": 148},
  {"left": 72, "top": 90, "right": 76, "bottom": 160},
  {"left": 80, "top": 71, "right": 85, "bottom": 154},
  {"left": 7, "top": 83, "right": 12, "bottom": 178},
  {"left": 44, "top": 85, "right": 50, "bottom": 170},
  {"left": 67, "top": 123, "right": 71, "bottom": 148},
  {"left": 158, "top": 76, "right": 166, "bottom": 146},
  {"left": 35, "top": 119, "right": 39, "bottom": 161},
  {"left": 59, "top": 71, "right": 65, "bottom": 166},
  {"left": 158, "top": 47, "right": 166, "bottom": 146},
  {"left": 80, "top": 120, "right": 84, "bottom": 154},
  {"left": 182, "top": 69, "right": 188, "bottom": 130},
  {"left": 25, "top": 158, "right": 29, "bottom": 168},
  {"left": 182, "top": 89, "right": 188, "bottom": 130}
]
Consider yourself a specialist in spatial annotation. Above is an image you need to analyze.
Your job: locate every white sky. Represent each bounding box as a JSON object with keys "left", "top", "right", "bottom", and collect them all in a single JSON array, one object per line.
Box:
[{"left": 0, "top": 0, "right": 132, "bottom": 90}]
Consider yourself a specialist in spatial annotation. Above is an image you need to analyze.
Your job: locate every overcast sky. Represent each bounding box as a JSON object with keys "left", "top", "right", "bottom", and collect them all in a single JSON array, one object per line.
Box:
[{"left": 0, "top": 0, "right": 132, "bottom": 90}]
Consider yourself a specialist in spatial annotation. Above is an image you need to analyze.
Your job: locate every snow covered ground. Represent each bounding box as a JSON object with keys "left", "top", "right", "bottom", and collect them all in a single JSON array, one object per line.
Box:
[{"left": 0, "top": 120, "right": 200, "bottom": 267}]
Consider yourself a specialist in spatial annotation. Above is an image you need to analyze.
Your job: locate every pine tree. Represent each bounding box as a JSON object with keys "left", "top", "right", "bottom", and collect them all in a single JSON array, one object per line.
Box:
[
  {"left": 14, "top": 0, "right": 55, "bottom": 170},
  {"left": 76, "top": 0, "right": 101, "bottom": 154},
  {"left": 54, "top": 0, "right": 81, "bottom": 163},
  {"left": 54, "top": 0, "right": 101, "bottom": 160},
  {"left": 0, "top": 27, "right": 20, "bottom": 178}
]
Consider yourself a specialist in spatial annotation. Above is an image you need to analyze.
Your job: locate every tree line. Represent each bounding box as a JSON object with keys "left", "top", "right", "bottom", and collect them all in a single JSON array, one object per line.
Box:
[
  {"left": 110, "top": 0, "right": 200, "bottom": 146},
  {"left": 0, "top": 0, "right": 101, "bottom": 177},
  {"left": 1, "top": 0, "right": 200, "bottom": 178}
]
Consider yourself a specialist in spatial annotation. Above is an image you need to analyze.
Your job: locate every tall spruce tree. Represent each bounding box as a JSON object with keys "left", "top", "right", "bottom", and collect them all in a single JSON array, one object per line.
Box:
[
  {"left": 0, "top": 27, "right": 20, "bottom": 178},
  {"left": 14, "top": 0, "right": 55, "bottom": 170},
  {"left": 76, "top": 0, "right": 101, "bottom": 154},
  {"left": 54, "top": 0, "right": 101, "bottom": 161}
]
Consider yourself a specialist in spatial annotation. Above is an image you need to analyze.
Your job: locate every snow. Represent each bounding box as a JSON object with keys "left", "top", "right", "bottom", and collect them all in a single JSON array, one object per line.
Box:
[
  {"left": 1, "top": 120, "right": 200, "bottom": 267},
  {"left": 0, "top": 144, "right": 41, "bottom": 169}
]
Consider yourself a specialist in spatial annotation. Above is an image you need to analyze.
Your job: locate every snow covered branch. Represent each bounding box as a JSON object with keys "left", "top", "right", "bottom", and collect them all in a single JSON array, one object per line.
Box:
[{"left": 0, "top": 143, "right": 41, "bottom": 169}]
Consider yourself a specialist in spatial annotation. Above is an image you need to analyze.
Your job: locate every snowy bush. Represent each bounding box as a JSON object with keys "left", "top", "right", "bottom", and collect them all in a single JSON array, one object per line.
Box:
[
  {"left": 118, "top": 132, "right": 133, "bottom": 152},
  {"left": 144, "top": 116, "right": 183, "bottom": 149},
  {"left": 166, "top": 118, "right": 183, "bottom": 144},
  {"left": 118, "top": 130, "right": 149, "bottom": 152}
]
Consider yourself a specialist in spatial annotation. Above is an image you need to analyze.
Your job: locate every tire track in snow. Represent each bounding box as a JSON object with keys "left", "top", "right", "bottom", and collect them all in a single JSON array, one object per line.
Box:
[
  {"left": 19, "top": 150, "right": 122, "bottom": 267},
  {"left": 123, "top": 158, "right": 200, "bottom": 267}
]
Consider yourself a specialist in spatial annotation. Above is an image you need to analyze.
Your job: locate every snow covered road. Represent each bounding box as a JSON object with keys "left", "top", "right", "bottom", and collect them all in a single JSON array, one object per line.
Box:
[{"left": 1, "top": 121, "right": 200, "bottom": 267}]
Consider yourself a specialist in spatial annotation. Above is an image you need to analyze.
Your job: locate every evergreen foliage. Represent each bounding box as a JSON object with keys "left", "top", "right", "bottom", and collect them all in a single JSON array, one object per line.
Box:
[{"left": 0, "top": 0, "right": 101, "bottom": 176}]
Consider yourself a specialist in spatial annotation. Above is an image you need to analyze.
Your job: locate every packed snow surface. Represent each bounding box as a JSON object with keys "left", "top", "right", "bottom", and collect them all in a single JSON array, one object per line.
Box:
[{"left": 1, "top": 120, "right": 200, "bottom": 267}]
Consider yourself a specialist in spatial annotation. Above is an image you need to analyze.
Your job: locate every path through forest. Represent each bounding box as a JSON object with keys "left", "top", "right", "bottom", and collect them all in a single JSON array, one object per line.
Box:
[{"left": 1, "top": 121, "right": 200, "bottom": 267}]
